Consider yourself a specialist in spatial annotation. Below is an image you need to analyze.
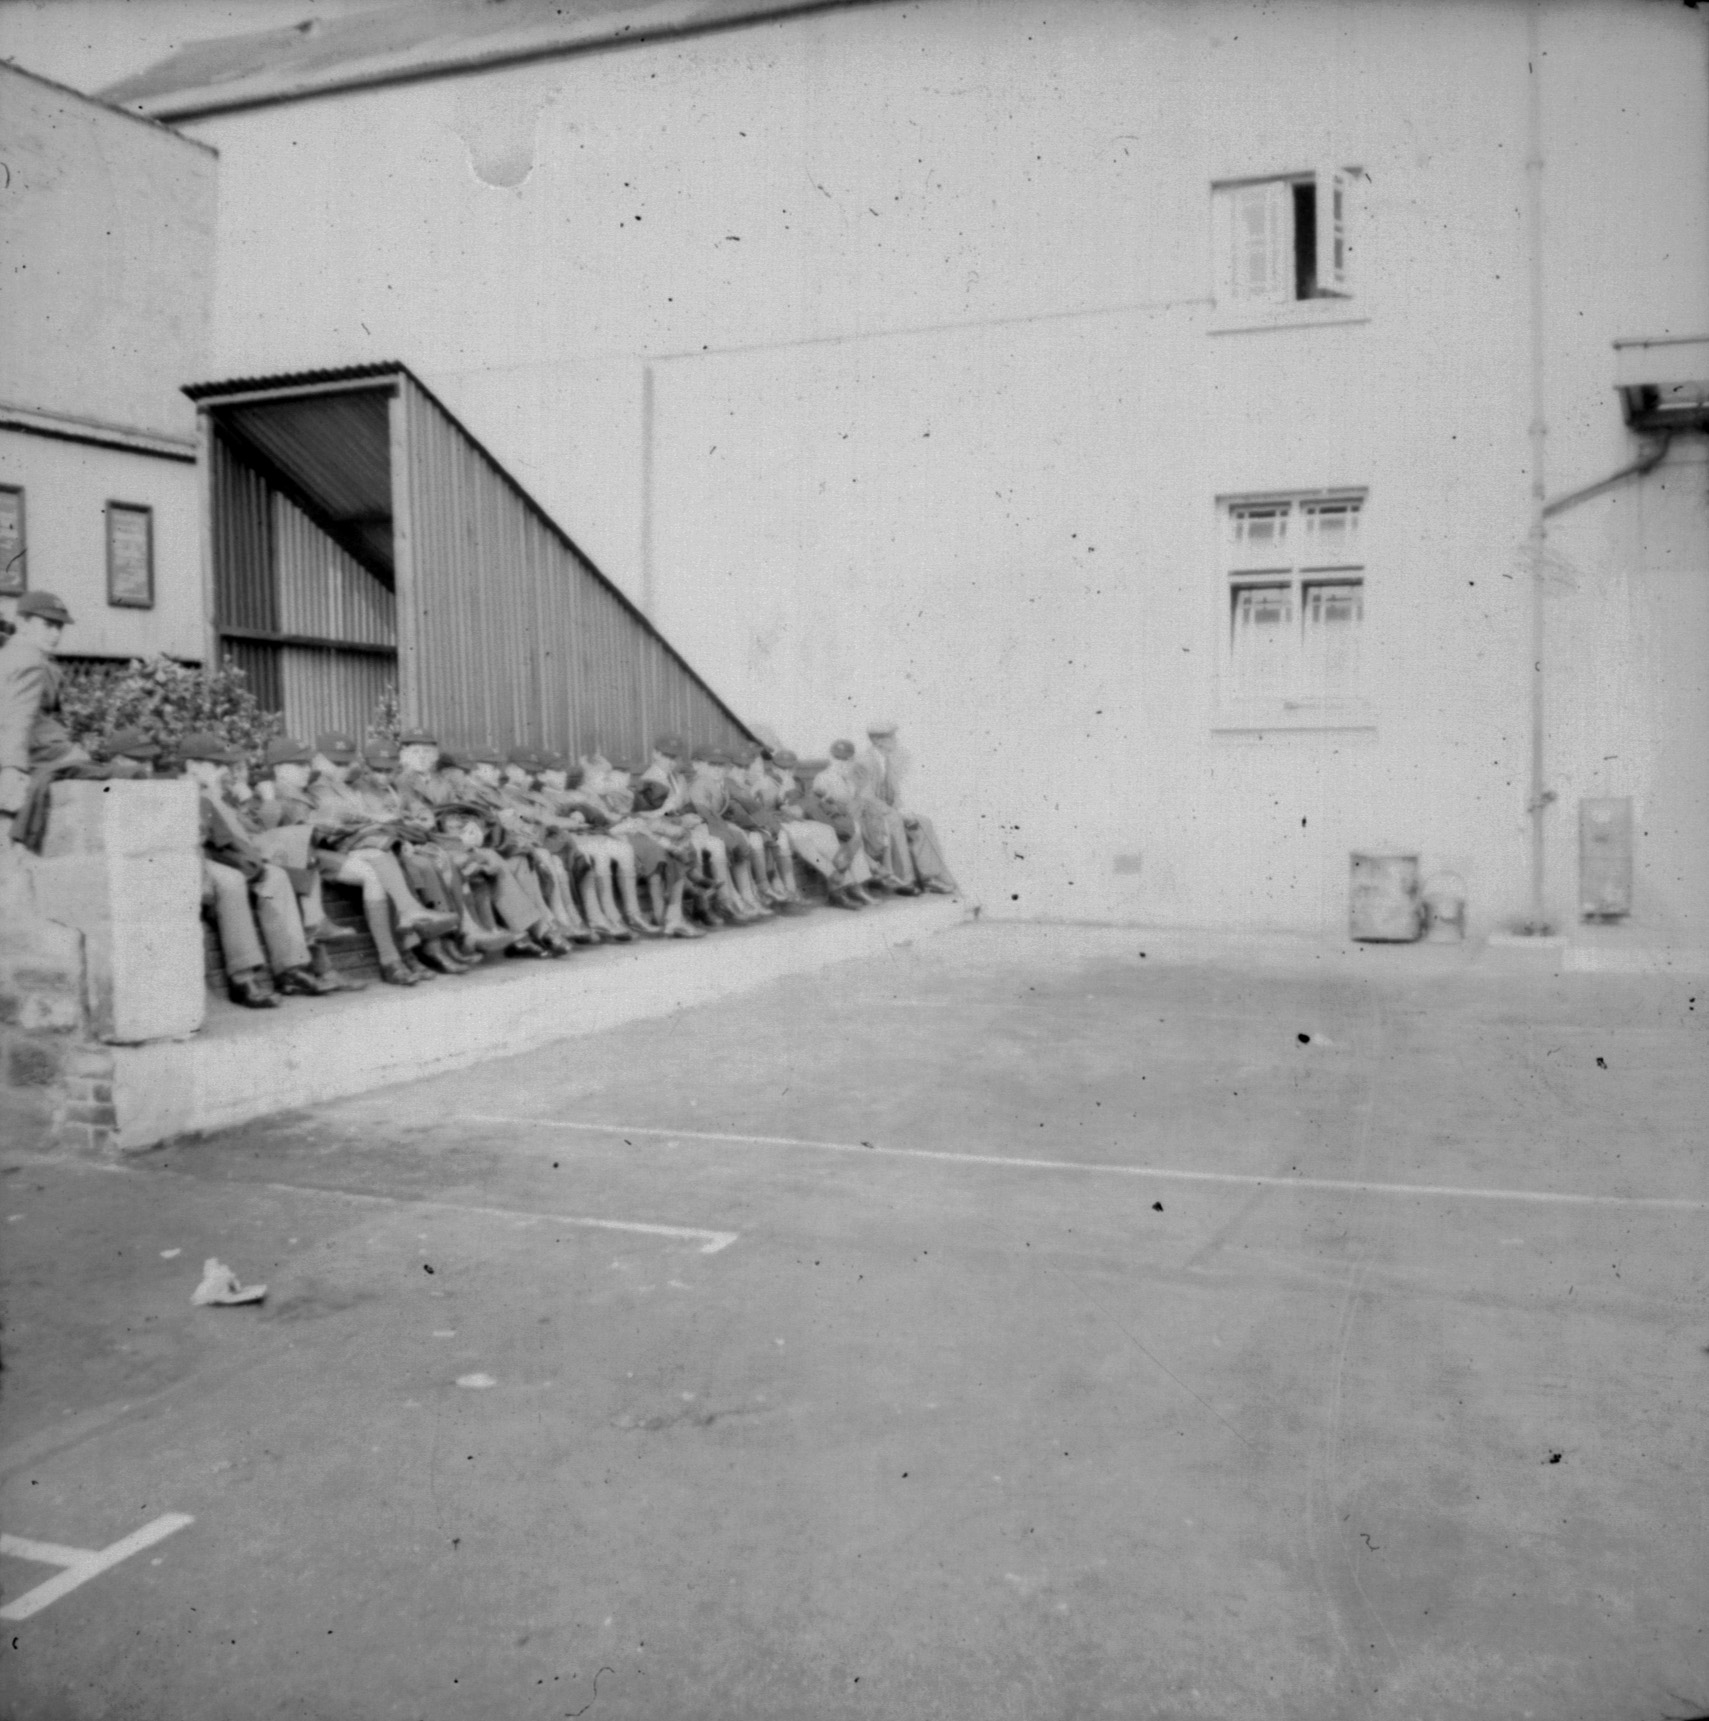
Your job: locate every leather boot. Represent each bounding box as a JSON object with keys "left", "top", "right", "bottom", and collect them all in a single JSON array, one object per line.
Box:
[{"left": 228, "top": 968, "right": 279, "bottom": 1008}]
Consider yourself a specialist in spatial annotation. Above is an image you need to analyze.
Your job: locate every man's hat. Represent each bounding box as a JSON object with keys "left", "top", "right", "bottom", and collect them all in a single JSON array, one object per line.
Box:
[
  {"left": 264, "top": 735, "right": 313, "bottom": 767},
  {"left": 707, "top": 749, "right": 735, "bottom": 768},
  {"left": 467, "top": 744, "right": 506, "bottom": 767},
  {"left": 865, "top": 719, "right": 898, "bottom": 737},
  {"left": 771, "top": 748, "right": 799, "bottom": 769},
  {"left": 102, "top": 727, "right": 160, "bottom": 761},
  {"left": 505, "top": 744, "right": 540, "bottom": 771},
  {"left": 829, "top": 739, "right": 856, "bottom": 760},
  {"left": 537, "top": 749, "right": 569, "bottom": 774},
  {"left": 177, "top": 731, "right": 241, "bottom": 764},
  {"left": 397, "top": 727, "right": 438, "bottom": 749},
  {"left": 314, "top": 731, "right": 358, "bottom": 764},
  {"left": 16, "top": 591, "right": 73, "bottom": 626},
  {"left": 792, "top": 757, "right": 828, "bottom": 777},
  {"left": 364, "top": 738, "right": 401, "bottom": 767}
]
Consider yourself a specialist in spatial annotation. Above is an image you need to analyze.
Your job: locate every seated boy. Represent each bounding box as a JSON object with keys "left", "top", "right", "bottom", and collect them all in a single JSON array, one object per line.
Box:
[{"left": 176, "top": 732, "right": 338, "bottom": 1006}]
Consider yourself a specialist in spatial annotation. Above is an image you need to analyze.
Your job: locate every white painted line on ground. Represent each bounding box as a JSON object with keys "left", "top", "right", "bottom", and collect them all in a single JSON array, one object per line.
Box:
[
  {"left": 260, "top": 1181, "right": 738, "bottom": 1254},
  {"left": 464, "top": 1115, "right": 1709, "bottom": 1213},
  {"left": 0, "top": 1513, "right": 193, "bottom": 1620}
]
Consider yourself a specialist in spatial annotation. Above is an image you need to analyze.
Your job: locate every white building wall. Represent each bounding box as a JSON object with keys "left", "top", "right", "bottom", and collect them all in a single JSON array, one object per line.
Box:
[
  {"left": 181, "top": 0, "right": 1709, "bottom": 936},
  {"left": 0, "top": 432, "right": 205, "bottom": 661},
  {"left": 0, "top": 63, "right": 215, "bottom": 661}
]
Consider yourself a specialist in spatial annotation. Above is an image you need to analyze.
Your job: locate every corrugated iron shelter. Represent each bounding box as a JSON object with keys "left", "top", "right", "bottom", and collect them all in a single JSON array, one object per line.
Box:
[{"left": 186, "top": 364, "right": 752, "bottom": 759}]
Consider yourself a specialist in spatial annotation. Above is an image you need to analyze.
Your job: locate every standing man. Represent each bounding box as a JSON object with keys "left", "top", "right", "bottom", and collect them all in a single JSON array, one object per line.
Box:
[
  {"left": 0, "top": 591, "right": 86, "bottom": 846},
  {"left": 859, "top": 720, "right": 957, "bottom": 894}
]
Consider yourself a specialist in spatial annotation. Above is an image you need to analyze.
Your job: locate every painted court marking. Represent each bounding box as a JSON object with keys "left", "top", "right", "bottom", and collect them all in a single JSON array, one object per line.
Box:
[
  {"left": 464, "top": 1115, "right": 1708, "bottom": 1213},
  {"left": 261, "top": 1181, "right": 739, "bottom": 1254},
  {"left": 0, "top": 1514, "right": 193, "bottom": 1620}
]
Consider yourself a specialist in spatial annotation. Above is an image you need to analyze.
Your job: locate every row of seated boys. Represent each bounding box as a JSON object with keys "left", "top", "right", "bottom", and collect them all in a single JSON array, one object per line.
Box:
[{"left": 94, "top": 722, "right": 955, "bottom": 1008}]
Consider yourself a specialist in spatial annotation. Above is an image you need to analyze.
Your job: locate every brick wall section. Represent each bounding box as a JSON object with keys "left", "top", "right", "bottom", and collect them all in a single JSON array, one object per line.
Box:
[
  {"left": 0, "top": 845, "right": 96, "bottom": 1153},
  {"left": 1, "top": 782, "right": 201, "bottom": 1157}
]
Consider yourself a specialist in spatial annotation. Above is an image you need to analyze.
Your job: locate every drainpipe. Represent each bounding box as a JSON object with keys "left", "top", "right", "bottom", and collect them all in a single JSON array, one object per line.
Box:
[
  {"left": 1542, "top": 431, "right": 1674, "bottom": 520},
  {"left": 1524, "top": 3, "right": 1551, "bottom": 934}
]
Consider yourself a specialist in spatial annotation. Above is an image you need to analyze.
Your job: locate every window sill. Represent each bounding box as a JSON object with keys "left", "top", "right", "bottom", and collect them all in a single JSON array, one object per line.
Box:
[
  {"left": 1211, "top": 700, "right": 1377, "bottom": 734},
  {"left": 1208, "top": 300, "right": 1368, "bottom": 336}
]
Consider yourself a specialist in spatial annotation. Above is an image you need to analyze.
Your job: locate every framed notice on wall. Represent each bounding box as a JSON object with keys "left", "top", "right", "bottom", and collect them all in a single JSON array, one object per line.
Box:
[
  {"left": 106, "top": 502, "right": 154, "bottom": 609},
  {"left": 0, "top": 487, "right": 24, "bottom": 597}
]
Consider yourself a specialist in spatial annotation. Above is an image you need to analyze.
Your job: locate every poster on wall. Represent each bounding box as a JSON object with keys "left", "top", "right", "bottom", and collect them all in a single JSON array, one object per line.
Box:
[
  {"left": 0, "top": 487, "right": 24, "bottom": 597},
  {"left": 106, "top": 502, "right": 154, "bottom": 609}
]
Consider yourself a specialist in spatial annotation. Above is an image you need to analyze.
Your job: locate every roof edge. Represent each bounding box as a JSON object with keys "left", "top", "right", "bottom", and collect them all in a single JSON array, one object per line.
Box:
[
  {"left": 106, "top": 0, "right": 887, "bottom": 124},
  {"left": 0, "top": 55, "right": 219, "bottom": 152}
]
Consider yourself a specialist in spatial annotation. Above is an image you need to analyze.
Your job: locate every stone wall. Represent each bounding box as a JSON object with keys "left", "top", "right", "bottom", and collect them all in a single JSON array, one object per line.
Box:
[{"left": 0, "top": 779, "right": 202, "bottom": 1156}]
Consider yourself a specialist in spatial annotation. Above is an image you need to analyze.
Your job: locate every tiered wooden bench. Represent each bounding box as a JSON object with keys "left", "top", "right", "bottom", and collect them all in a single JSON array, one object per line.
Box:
[{"left": 203, "top": 878, "right": 384, "bottom": 992}]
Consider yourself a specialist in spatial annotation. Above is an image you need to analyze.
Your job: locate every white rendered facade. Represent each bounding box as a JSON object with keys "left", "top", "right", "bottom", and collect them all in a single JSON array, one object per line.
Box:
[
  {"left": 136, "top": 0, "right": 1707, "bottom": 937},
  {"left": 0, "top": 63, "right": 215, "bottom": 663}
]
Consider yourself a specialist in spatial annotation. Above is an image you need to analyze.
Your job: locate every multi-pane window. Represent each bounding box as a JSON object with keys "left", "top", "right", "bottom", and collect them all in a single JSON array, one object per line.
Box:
[
  {"left": 1224, "top": 493, "right": 1366, "bottom": 705},
  {"left": 1214, "top": 172, "right": 1351, "bottom": 307}
]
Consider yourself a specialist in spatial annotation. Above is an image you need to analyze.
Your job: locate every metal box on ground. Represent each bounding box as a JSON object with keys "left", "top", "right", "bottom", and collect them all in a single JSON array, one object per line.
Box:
[
  {"left": 1579, "top": 797, "right": 1633, "bottom": 920},
  {"left": 1350, "top": 852, "right": 1422, "bottom": 942}
]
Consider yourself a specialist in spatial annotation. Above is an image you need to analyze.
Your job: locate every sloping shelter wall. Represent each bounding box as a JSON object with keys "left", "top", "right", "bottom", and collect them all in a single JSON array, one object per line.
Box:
[{"left": 395, "top": 372, "right": 749, "bottom": 761}]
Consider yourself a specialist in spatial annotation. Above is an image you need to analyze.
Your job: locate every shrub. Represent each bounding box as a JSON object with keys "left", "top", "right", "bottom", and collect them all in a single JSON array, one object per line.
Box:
[
  {"left": 368, "top": 681, "right": 402, "bottom": 748},
  {"left": 59, "top": 656, "right": 281, "bottom": 763}
]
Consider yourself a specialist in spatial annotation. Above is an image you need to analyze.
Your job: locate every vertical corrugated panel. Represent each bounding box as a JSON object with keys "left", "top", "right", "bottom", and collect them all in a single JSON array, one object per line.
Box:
[
  {"left": 220, "top": 638, "right": 282, "bottom": 714},
  {"left": 273, "top": 493, "right": 396, "bottom": 647},
  {"left": 211, "top": 431, "right": 275, "bottom": 633},
  {"left": 399, "top": 373, "right": 751, "bottom": 764},
  {"left": 279, "top": 646, "right": 395, "bottom": 744}
]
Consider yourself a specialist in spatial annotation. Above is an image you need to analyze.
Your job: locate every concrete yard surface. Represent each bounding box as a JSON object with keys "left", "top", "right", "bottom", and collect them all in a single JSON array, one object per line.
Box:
[{"left": 1, "top": 921, "right": 1705, "bottom": 1721}]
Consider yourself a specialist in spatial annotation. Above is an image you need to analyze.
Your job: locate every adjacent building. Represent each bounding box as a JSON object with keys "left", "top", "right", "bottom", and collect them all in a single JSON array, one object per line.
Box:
[
  {"left": 0, "top": 60, "right": 215, "bottom": 665},
  {"left": 89, "top": 0, "right": 1709, "bottom": 939}
]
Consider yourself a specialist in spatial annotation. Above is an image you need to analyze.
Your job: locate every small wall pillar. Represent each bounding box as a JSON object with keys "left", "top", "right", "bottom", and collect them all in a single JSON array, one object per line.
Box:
[{"left": 31, "top": 779, "right": 204, "bottom": 1043}]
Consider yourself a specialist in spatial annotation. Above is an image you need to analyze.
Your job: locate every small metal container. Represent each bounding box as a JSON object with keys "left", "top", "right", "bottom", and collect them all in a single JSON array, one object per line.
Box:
[{"left": 1350, "top": 851, "right": 1422, "bottom": 942}]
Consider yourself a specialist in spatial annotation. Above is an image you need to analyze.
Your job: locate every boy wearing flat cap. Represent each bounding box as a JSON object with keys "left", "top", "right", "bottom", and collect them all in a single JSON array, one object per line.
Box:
[
  {"left": 0, "top": 591, "right": 88, "bottom": 843},
  {"left": 177, "top": 732, "right": 336, "bottom": 1008}
]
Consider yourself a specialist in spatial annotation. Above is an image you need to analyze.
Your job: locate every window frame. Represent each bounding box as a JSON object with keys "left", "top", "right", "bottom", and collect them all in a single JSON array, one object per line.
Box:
[
  {"left": 1209, "top": 168, "right": 1364, "bottom": 334},
  {"left": 1213, "top": 488, "right": 1375, "bottom": 733}
]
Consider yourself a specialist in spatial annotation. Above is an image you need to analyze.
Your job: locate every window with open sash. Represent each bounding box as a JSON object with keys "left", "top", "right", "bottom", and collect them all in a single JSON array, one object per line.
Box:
[
  {"left": 1224, "top": 493, "right": 1366, "bottom": 709},
  {"left": 1214, "top": 171, "right": 1351, "bottom": 308}
]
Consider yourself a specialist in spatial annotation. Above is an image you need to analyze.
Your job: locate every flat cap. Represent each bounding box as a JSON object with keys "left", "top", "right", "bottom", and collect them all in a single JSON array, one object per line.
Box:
[
  {"left": 264, "top": 735, "right": 313, "bottom": 767},
  {"left": 397, "top": 728, "right": 439, "bottom": 749},
  {"left": 829, "top": 739, "right": 856, "bottom": 760},
  {"left": 16, "top": 591, "right": 73, "bottom": 625},
  {"left": 102, "top": 727, "right": 160, "bottom": 760},
  {"left": 364, "top": 739, "right": 401, "bottom": 766},
  {"left": 771, "top": 748, "right": 799, "bottom": 769},
  {"left": 177, "top": 731, "right": 240, "bottom": 764},
  {"left": 314, "top": 731, "right": 358, "bottom": 764},
  {"left": 865, "top": 719, "right": 898, "bottom": 737},
  {"left": 466, "top": 744, "right": 506, "bottom": 767}
]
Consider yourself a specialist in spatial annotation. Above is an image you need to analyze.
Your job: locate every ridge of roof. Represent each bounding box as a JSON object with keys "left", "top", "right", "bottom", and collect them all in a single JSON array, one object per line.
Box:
[
  {"left": 0, "top": 53, "right": 219, "bottom": 151},
  {"left": 100, "top": 0, "right": 879, "bottom": 121}
]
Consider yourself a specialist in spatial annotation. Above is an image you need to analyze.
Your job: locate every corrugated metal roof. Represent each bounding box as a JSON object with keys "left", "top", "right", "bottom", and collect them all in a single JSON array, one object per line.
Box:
[
  {"left": 184, "top": 362, "right": 407, "bottom": 400},
  {"left": 101, "top": 0, "right": 883, "bottom": 121}
]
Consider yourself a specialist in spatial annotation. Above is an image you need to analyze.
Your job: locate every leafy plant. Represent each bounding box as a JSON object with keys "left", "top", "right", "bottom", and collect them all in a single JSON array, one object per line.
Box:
[
  {"left": 59, "top": 655, "right": 282, "bottom": 763},
  {"left": 368, "top": 681, "right": 402, "bottom": 748}
]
